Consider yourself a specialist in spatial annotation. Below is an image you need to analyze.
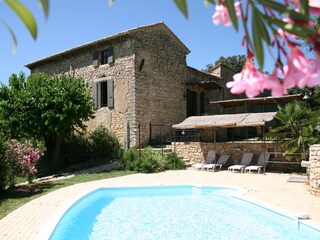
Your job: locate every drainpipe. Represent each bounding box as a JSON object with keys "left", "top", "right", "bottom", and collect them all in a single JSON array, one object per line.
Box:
[{"left": 126, "top": 121, "right": 130, "bottom": 150}]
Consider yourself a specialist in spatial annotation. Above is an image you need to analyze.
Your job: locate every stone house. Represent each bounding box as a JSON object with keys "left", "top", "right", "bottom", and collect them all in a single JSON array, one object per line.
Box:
[{"left": 25, "top": 22, "right": 235, "bottom": 147}]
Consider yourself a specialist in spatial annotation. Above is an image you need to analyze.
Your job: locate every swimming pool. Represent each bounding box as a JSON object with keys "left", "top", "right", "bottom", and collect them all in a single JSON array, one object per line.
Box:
[{"left": 50, "top": 186, "right": 320, "bottom": 240}]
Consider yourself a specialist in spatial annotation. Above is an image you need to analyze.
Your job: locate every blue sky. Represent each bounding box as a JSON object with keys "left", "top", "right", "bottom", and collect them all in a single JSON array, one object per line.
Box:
[{"left": 0, "top": 0, "right": 274, "bottom": 85}]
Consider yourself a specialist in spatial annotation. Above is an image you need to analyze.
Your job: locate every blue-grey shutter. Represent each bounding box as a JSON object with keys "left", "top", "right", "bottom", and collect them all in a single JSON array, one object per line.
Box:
[
  {"left": 92, "top": 81, "right": 98, "bottom": 110},
  {"left": 92, "top": 50, "right": 99, "bottom": 67},
  {"left": 107, "top": 79, "right": 114, "bottom": 108},
  {"left": 92, "top": 50, "right": 99, "bottom": 60},
  {"left": 107, "top": 46, "right": 114, "bottom": 63}
]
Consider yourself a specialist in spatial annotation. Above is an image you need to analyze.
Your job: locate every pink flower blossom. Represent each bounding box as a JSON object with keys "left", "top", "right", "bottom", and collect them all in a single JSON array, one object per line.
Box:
[
  {"left": 7, "top": 139, "right": 46, "bottom": 181},
  {"left": 265, "top": 70, "right": 285, "bottom": 97},
  {"left": 282, "top": 47, "right": 312, "bottom": 90},
  {"left": 309, "top": 0, "right": 320, "bottom": 14},
  {"left": 226, "top": 58, "right": 269, "bottom": 98},
  {"left": 212, "top": 1, "right": 241, "bottom": 26},
  {"left": 296, "top": 57, "right": 320, "bottom": 88}
]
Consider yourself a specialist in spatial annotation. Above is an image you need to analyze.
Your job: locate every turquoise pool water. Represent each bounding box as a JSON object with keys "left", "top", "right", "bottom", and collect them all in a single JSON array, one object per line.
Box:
[{"left": 50, "top": 186, "right": 320, "bottom": 240}]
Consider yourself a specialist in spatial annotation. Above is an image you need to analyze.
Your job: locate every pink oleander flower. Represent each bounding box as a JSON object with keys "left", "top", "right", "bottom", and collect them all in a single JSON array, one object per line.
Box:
[
  {"left": 297, "top": 57, "right": 320, "bottom": 88},
  {"left": 226, "top": 58, "right": 269, "bottom": 98},
  {"left": 282, "top": 47, "right": 312, "bottom": 90},
  {"left": 212, "top": 1, "right": 241, "bottom": 26},
  {"left": 265, "top": 69, "right": 285, "bottom": 97},
  {"left": 309, "top": 0, "right": 320, "bottom": 14}
]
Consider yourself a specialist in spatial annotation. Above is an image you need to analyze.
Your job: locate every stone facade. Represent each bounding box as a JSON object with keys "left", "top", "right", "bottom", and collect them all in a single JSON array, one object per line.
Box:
[
  {"left": 133, "top": 27, "right": 188, "bottom": 146},
  {"left": 310, "top": 144, "right": 320, "bottom": 196},
  {"left": 26, "top": 23, "right": 234, "bottom": 148}
]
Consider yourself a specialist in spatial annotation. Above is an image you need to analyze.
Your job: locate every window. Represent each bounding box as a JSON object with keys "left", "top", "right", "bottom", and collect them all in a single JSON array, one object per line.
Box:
[
  {"left": 92, "top": 46, "right": 114, "bottom": 67},
  {"left": 101, "top": 81, "right": 108, "bottom": 107},
  {"left": 92, "top": 78, "right": 114, "bottom": 109},
  {"left": 187, "top": 89, "right": 197, "bottom": 117},
  {"left": 100, "top": 49, "right": 109, "bottom": 65},
  {"left": 186, "top": 90, "right": 205, "bottom": 117}
]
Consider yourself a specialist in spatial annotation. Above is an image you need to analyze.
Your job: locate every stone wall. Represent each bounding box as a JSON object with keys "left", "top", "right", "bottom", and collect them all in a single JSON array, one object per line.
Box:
[
  {"left": 133, "top": 27, "right": 188, "bottom": 146},
  {"left": 310, "top": 144, "right": 320, "bottom": 196},
  {"left": 172, "top": 141, "right": 286, "bottom": 166}
]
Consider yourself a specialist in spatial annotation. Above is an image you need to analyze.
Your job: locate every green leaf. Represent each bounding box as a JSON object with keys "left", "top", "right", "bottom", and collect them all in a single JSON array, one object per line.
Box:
[
  {"left": 173, "top": 0, "right": 188, "bottom": 18},
  {"left": 256, "top": 0, "right": 288, "bottom": 12},
  {"left": 0, "top": 20, "right": 17, "bottom": 54},
  {"left": 224, "top": 0, "right": 238, "bottom": 31},
  {"left": 299, "top": 0, "right": 309, "bottom": 18},
  {"left": 4, "top": 0, "right": 38, "bottom": 39},
  {"left": 38, "top": 0, "right": 49, "bottom": 17},
  {"left": 257, "top": 0, "right": 308, "bottom": 22},
  {"left": 109, "top": 0, "right": 115, "bottom": 6},
  {"left": 260, "top": 20, "right": 271, "bottom": 45},
  {"left": 252, "top": 8, "right": 264, "bottom": 69},
  {"left": 264, "top": 16, "right": 315, "bottom": 38},
  {"left": 251, "top": 5, "right": 271, "bottom": 46}
]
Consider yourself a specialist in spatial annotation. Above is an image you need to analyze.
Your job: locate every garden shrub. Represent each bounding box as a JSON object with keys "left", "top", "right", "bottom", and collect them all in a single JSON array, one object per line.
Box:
[
  {"left": 139, "top": 147, "right": 165, "bottom": 173},
  {"left": 123, "top": 147, "right": 140, "bottom": 171},
  {"left": 0, "top": 140, "right": 8, "bottom": 191},
  {"left": 123, "top": 147, "right": 185, "bottom": 173},
  {"left": 6, "top": 139, "right": 45, "bottom": 185},
  {"left": 63, "top": 133, "right": 92, "bottom": 164},
  {"left": 59, "top": 127, "right": 123, "bottom": 169},
  {"left": 90, "top": 126, "right": 123, "bottom": 160},
  {"left": 164, "top": 152, "right": 185, "bottom": 170}
]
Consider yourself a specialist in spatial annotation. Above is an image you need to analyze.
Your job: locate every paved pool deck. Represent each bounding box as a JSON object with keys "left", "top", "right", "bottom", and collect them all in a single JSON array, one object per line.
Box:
[{"left": 0, "top": 170, "right": 319, "bottom": 239}]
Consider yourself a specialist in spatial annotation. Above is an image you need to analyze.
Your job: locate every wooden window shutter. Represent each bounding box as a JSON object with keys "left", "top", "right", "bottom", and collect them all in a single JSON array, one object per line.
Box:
[
  {"left": 107, "top": 46, "right": 114, "bottom": 63},
  {"left": 107, "top": 79, "right": 114, "bottom": 108},
  {"left": 92, "top": 81, "right": 98, "bottom": 110},
  {"left": 92, "top": 50, "right": 99, "bottom": 68}
]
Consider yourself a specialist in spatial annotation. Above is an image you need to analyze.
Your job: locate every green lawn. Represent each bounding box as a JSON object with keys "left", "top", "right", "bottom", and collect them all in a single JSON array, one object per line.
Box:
[{"left": 0, "top": 170, "right": 135, "bottom": 220}]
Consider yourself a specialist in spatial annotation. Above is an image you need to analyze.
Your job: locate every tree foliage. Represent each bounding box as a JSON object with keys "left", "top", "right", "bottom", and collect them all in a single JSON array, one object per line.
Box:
[
  {"left": 267, "top": 101, "right": 320, "bottom": 160},
  {"left": 0, "top": 73, "right": 94, "bottom": 159},
  {"left": 207, "top": 55, "right": 246, "bottom": 73},
  {"left": 289, "top": 86, "right": 320, "bottom": 111}
]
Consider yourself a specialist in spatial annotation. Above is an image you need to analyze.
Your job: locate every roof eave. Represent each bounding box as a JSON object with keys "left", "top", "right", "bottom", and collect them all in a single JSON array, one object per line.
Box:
[{"left": 25, "top": 22, "right": 190, "bottom": 70}]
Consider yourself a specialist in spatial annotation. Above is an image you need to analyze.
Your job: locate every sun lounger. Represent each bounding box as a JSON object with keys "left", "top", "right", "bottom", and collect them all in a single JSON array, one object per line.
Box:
[
  {"left": 192, "top": 150, "right": 216, "bottom": 170},
  {"left": 228, "top": 152, "right": 253, "bottom": 173},
  {"left": 244, "top": 152, "right": 270, "bottom": 174},
  {"left": 201, "top": 154, "right": 230, "bottom": 171}
]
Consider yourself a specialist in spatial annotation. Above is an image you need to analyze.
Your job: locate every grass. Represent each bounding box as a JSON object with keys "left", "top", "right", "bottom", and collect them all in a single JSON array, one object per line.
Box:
[{"left": 0, "top": 170, "right": 135, "bottom": 220}]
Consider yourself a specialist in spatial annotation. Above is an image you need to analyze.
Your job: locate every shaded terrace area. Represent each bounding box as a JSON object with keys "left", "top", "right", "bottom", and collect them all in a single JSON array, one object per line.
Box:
[{"left": 171, "top": 112, "right": 277, "bottom": 169}]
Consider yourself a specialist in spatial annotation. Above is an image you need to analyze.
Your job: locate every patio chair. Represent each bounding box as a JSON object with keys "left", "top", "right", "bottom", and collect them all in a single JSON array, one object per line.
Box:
[
  {"left": 228, "top": 152, "right": 253, "bottom": 173},
  {"left": 244, "top": 152, "right": 270, "bottom": 174},
  {"left": 201, "top": 154, "right": 230, "bottom": 171},
  {"left": 192, "top": 150, "right": 216, "bottom": 170}
]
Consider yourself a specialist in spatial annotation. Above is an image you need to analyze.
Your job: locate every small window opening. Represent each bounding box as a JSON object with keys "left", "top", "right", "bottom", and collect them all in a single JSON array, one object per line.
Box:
[
  {"left": 101, "top": 49, "right": 109, "bottom": 65},
  {"left": 101, "top": 81, "right": 108, "bottom": 107}
]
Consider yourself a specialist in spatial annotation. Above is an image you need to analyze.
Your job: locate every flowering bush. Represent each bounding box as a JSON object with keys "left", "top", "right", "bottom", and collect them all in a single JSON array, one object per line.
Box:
[
  {"left": 7, "top": 139, "right": 45, "bottom": 185},
  {"left": 0, "top": 140, "right": 8, "bottom": 191}
]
